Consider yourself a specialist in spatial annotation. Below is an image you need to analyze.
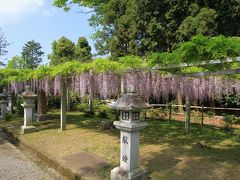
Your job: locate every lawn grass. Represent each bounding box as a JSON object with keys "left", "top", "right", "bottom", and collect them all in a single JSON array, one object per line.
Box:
[{"left": 0, "top": 110, "right": 240, "bottom": 180}]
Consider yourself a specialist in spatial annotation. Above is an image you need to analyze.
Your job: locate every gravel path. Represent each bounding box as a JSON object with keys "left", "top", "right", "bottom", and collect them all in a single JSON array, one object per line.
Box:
[{"left": 0, "top": 130, "right": 64, "bottom": 180}]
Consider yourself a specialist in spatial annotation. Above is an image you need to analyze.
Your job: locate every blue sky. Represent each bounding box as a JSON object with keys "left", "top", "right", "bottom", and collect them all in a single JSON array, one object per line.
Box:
[{"left": 0, "top": 0, "right": 95, "bottom": 65}]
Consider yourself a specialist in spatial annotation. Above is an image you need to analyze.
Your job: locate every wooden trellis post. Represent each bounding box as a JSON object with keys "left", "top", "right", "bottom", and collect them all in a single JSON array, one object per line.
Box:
[
  {"left": 120, "top": 76, "right": 125, "bottom": 97},
  {"left": 88, "top": 69, "right": 93, "bottom": 113},
  {"left": 185, "top": 96, "right": 191, "bottom": 133},
  {"left": 201, "top": 104, "right": 204, "bottom": 126},
  {"left": 60, "top": 77, "right": 67, "bottom": 131}
]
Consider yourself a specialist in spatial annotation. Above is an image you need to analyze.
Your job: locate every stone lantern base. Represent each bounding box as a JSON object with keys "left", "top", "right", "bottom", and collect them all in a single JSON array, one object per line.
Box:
[
  {"left": 111, "top": 167, "right": 147, "bottom": 180},
  {"left": 21, "top": 125, "right": 36, "bottom": 134}
]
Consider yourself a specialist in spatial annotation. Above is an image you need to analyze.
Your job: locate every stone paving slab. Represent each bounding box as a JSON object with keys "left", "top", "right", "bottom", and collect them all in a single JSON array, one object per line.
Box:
[
  {"left": 0, "top": 130, "right": 60, "bottom": 180},
  {"left": 61, "top": 152, "right": 108, "bottom": 173}
]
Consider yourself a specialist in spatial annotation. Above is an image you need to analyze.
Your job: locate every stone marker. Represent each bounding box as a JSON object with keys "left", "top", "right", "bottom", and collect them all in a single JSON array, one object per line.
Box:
[
  {"left": 21, "top": 86, "right": 37, "bottom": 134},
  {"left": 109, "top": 88, "right": 150, "bottom": 180},
  {"left": 0, "top": 89, "right": 8, "bottom": 120},
  {"left": 36, "top": 89, "right": 48, "bottom": 121}
]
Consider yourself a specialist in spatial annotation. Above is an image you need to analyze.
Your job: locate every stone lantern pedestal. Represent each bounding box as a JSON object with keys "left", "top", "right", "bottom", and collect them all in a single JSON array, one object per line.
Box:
[
  {"left": 0, "top": 89, "right": 9, "bottom": 120},
  {"left": 21, "top": 86, "right": 37, "bottom": 134},
  {"left": 109, "top": 91, "right": 149, "bottom": 180},
  {"left": 7, "top": 93, "right": 13, "bottom": 113}
]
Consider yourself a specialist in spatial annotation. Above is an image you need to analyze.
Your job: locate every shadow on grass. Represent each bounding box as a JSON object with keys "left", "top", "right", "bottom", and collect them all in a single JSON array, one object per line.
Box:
[
  {"left": 143, "top": 142, "right": 240, "bottom": 179},
  {"left": 40, "top": 112, "right": 240, "bottom": 148}
]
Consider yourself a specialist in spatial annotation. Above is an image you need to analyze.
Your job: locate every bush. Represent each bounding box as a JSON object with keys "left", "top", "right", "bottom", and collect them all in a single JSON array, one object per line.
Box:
[
  {"left": 5, "top": 112, "right": 13, "bottom": 121},
  {"left": 83, "top": 110, "right": 95, "bottom": 117},
  {"left": 47, "top": 95, "right": 61, "bottom": 109},
  {"left": 69, "top": 92, "right": 81, "bottom": 111},
  {"left": 222, "top": 115, "right": 237, "bottom": 131},
  {"left": 97, "top": 111, "right": 107, "bottom": 118},
  {"left": 148, "top": 109, "right": 160, "bottom": 119},
  {"left": 77, "top": 103, "right": 88, "bottom": 112},
  {"left": 16, "top": 96, "right": 24, "bottom": 115}
]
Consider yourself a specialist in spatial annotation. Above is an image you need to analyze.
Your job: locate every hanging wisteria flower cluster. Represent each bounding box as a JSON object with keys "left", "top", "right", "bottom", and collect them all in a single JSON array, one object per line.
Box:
[
  {"left": 123, "top": 71, "right": 239, "bottom": 102},
  {"left": 9, "top": 70, "right": 240, "bottom": 102}
]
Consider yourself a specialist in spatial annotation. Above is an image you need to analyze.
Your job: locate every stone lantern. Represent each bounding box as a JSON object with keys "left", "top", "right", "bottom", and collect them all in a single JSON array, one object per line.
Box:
[
  {"left": 109, "top": 89, "right": 150, "bottom": 180},
  {"left": 21, "top": 86, "right": 37, "bottom": 134},
  {"left": 0, "top": 88, "right": 8, "bottom": 120}
]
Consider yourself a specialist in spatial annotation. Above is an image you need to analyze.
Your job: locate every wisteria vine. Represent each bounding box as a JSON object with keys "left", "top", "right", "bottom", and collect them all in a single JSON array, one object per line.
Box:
[{"left": 9, "top": 71, "right": 240, "bottom": 102}]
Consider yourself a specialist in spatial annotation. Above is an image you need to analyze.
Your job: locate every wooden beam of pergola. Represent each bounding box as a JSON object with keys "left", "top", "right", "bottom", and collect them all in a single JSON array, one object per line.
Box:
[
  {"left": 124, "top": 57, "right": 240, "bottom": 78},
  {"left": 152, "top": 56, "right": 240, "bottom": 70},
  {"left": 165, "top": 68, "right": 240, "bottom": 78}
]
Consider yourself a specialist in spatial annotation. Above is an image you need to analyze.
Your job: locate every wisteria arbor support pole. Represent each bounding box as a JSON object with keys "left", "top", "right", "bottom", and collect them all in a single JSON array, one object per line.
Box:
[
  {"left": 67, "top": 89, "right": 70, "bottom": 112},
  {"left": 185, "top": 96, "right": 191, "bottom": 133},
  {"left": 88, "top": 69, "right": 94, "bottom": 113},
  {"left": 60, "top": 78, "right": 67, "bottom": 131},
  {"left": 120, "top": 76, "right": 126, "bottom": 97},
  {"left": 201, "top": 105, "right": 204, "bottom": 126}
]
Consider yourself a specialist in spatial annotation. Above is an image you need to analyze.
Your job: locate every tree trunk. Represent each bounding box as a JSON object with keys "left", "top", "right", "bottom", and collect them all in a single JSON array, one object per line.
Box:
[
  {"left": 185, "top": 96, "right": 191, "bottom": 133},
  {"left": 60, "top": 78, "right": 67, "bottom": 131}
]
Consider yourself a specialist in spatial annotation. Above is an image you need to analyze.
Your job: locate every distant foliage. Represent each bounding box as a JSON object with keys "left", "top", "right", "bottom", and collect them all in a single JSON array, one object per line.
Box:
[
  {"left": 21, "top": 40, "right": 44, "bottom": 69},
  {"left": 0, "top": 28, "right": 10, "bottom": 64},
  {"left": 6, "top": 56, "right": 26, "bottom": 69},
  {"left": 75, "top": 37, "right": 92, "bottom": 62},
  {"left": 53, "top": 0, "right": 240, "bottom": 57},
  {"left": 148, "top": 35, "right": 240, "bottom": 66},
  {"left": 48, "top": 36, "right": 75, "bottom": 65}
]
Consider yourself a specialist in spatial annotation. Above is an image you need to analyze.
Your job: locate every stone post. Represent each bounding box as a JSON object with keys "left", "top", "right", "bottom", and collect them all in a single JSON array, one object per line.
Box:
[
  {"left": 36, "top": 89, "right": 48, "bottom": 121},
  {"left": 109, "top": 91, "right": 149, "bottom": 180},
  {"left": 21, "top": 86, "right": 37, "bottom": 134}
]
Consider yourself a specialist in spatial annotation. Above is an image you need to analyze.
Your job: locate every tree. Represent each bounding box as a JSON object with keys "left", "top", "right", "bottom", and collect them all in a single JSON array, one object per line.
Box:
[
  {"left": 0, "top": 28, "right": 10, "bottom": 65},
  {"left": 21, "top": 40, "right": 44, "bottom": 69},
  {"left": 177, "top": 4, "right": 218, "bottom": 41},
  {"left": 75, "top": 37, "right": 92, "bottom": 62},
  {"left": 6, "top": 55, "right": 25, "bottom": 69},
  {"left": 48, "top": 36, "right": 75, "bottom": 65},
  {"left": 53, "top": 0, "right": 240, "bottom": 58}
]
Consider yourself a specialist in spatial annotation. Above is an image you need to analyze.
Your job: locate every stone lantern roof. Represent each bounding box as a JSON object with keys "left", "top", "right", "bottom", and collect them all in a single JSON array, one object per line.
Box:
[
  {"left": 22, "top": 86, "right": 37, "bottom": 99},
  {"left": 109, "top": 92, "right": 150, "bottom": 110}
]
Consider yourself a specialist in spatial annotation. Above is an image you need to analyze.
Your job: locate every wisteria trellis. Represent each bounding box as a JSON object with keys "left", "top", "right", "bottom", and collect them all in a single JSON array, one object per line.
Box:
[{"left": 9, "top": 71, "right": 240, "bottom": 102}]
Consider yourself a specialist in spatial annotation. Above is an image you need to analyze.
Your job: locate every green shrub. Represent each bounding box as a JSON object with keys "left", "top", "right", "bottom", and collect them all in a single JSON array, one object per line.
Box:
[
  {"left": 47, "top": 95, "right": 61, "bottom": 109},
  {"left": 222, "top": 115, "right": 237, "bottom": 131},
  {"left": 76, "top": 103, "right": 88, "bottom": 112},
  {"left": 83, "top": 111, "right": 95, "bottom": 117},
  {"left": 69, "top": 92, "right": 81, "bottom": 111},
  {"left": 5, "top": 112, "right": 13, "bottom": 121},
  {"left": 97, "top": 111, "right": 108, "bottom": 118},
  {"left": 16, "top": 96, "right": 24, "bottom": 115}
]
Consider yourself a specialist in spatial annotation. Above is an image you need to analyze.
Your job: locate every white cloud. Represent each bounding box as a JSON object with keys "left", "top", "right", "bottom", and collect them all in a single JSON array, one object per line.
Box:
[{"left": 0, "top": 0, "right": 46, "bottom": 24}]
